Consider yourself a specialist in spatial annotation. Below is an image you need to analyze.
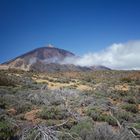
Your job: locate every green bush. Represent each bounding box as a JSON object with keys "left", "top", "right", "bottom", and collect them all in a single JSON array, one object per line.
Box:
[
  {"left": 116, "top": 111, "right": 132, "bottom": 121},
  {"left": 122, "top": 104, "right": 139, "bottom": 113},
  {"left": 38, "top": 106, "right": 68, "bottom": 120},
  {"left": 133, "top": 123, "right": 140, "bottom": 129},
  {"left": 0, "top": 120, "right": 15, "bottom": 139},
  {"left": 70, "top": 118, "right": 94, "bottom": 139},
  {"left": 0, "top": 97, "right": 10, "bottom": 109},
  {"left": 86, "top": 108, "right": 117, "bottom": 126},
  {"left": 124, "top": 96, "right": 137, "bottom": 104},
  {"left": 105, "top": 115, "right": 118, "bottom": 126},
  {"left": 0, "top": 73, "right": 16, "bottom": 86},
  {"left": 121, "top": 77, "right": 132, "bottom": 83},
  {"left": 0, "top": 101, "right": 6, "bottom": 109},
  {"left": 15, "top": 102, "right": 32, "bottom": 114},
  {"left": 87, "top": 108, "right": 100, "bottom": 120}
]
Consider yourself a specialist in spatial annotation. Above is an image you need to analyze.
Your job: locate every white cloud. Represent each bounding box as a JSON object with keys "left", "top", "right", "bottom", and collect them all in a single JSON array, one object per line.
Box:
[{"left": 61, "top": 40, "right": 140, "bottom": 70}]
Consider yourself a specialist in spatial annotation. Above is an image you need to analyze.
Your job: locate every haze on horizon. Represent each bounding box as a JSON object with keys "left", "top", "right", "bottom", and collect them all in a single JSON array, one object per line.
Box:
[{"left": 0, "top": 0, "right": 140, "bottom": 69}]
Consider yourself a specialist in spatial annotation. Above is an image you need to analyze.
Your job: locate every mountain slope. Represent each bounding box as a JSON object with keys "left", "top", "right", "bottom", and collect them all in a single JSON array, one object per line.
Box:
[
  {"left": 2, "top": 45, "right": 110, "bottom": 72},
  {"left": 3, "top": 46, "right": 75, "bottom": 70}
]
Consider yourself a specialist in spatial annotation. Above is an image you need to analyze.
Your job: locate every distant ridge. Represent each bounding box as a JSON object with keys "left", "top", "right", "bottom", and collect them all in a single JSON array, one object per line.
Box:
[
  {"left": 3, "top": 46, "right": 74, "bottom": 65},
  {"left": 1, "top": 45, "right": 110, "bottom": 72}
]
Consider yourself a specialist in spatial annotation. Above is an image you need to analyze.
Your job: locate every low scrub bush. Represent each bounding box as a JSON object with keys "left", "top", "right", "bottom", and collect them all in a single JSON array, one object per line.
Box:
[
  {"left": 87, "top": 123, "right": 135, "bottom": 140},
  {"left": 86, "top": 108, "right": 117, "bottom": 126},
  {"left": 133, "top": 123, "right": 140, "bottom": 129},
  {"left": 15, "top": 102, "right": 32, "bottom": 114},
  {"left": 70, "top": 118, "right": 94, "bottom": 139},
  {"left": 121, "top": 77, "right": 132, "bottom": 83},
  {"left": 0, "top": 120, "right": 17, "bottom": 140},
  {"left": 116, "top": 111, "right": 132, "bottom": 122},
  {"left": 38, "top": 106, "right": 68, "bottom": 120},
  {"left": 122, "top": 104, "right": 139, "bottom": 113},
  {"left": 0, "top": 74, "right": 16, "bottom": 86}
]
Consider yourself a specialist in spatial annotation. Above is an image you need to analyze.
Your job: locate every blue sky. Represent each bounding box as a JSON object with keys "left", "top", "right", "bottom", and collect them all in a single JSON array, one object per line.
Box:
[{"left": 0, "top": 0, "right": 140, "bottom": 64}]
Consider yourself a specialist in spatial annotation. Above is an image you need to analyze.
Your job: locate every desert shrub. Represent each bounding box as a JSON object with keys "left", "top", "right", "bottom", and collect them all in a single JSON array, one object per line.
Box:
[
  {"left": 0, "top": 95, "right": 15, "bottom": 109},
  {"left": 58, "top": 133, "right": 78, "bottom": 140},
  {"left": 0, "top": 73, "right": 16, "bottom": 86},
  {"left": 134, "top": 77, "right": 140, "bottom": 85},
  {"left": 87, "top": 124, "right": 116, "bottom": 140},
  {"left": 86, "top": 107, "right": 102, "bottom": 119},
  {"left": 48, "top": 78, "right": 54, "bottom": 82},
  {"left": 133, "top": 123, "right": 140, "bottom": 129},
  {"left": 105, "top": 115, "right": 118, "bottom": 126},
  {"left": 70, "top": 117, "right": 94, "bottom": 139},
  {"left": 15, "top": 102, "right": 32, "bottom": 114},
  {"left": 122, "top": 104, "right": 139, "bottom": 113},
  {"left": 109, "top": 92, "right": 120, "bottom": 101},
  {"left": 87, "top": 123, "right": 135, "bottom": 140},
  {"left": 64, "top": 118, "right": 78, "bottom": 129},
  {"left": 38, "top": 106, "right": 68, "bottom": 120},
  {"left": 84, "top": 77, "right": 92, "bottom": 82},
  {"left": 116, "top": 111, "right": 132, "bottom": 122},
  {"left": 121, "top": 77, "right": 132, "bottom": 83},
  {"left": 94, "top": 114, "right": 117, "bottom": 126},
  {"left": 51, "top": 99, "right": 62, "bottom": 106},
  {"left": 0, "top": 88, "right": 11, "bottom": 94},
  {"left": 71, "top": 79, "right": 76, "bottom": 83},
  {"left": 57, "top": 78, "right": 70, "bottom": 83},
  {"left": 86, "top": 108, "right": 117, "bottom": 126},
  {"left": 123, "top": 96, "right": 137, "bottom": 104},
  {"left": 25, "top": 129, "right": 37, "bottom": 140},
  {"left": 8, "top": 68, "right": 24, "bottom": 74},
  {"left": 0, "top": 98, "right": 7, "bottom": 109},
  {"left": 0, "top": 120, "right": 15, "bottom": 140},
  {"left": 117, "top": 90, "right": 128, "bottom": 97}
]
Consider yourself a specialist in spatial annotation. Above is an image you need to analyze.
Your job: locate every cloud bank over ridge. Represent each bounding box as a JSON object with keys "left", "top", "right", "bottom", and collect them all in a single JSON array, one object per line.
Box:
[{"left": 61, "top": 40, "right": 140, "bottom": 70}]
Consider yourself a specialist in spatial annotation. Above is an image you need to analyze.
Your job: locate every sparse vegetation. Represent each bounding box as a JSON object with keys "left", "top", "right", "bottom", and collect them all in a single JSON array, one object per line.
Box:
[
  {"left": 70, "top": 117, "right": 94, "bottom": 139},
  {"left": 0, "top": 119, "right": 17, "bottom": 140},
  {"left": 86, "top": 108, "right": 117, "bottom": 126},
  {"left": 0, "top": 69, "right": 140, "bottom": 139},
  {"left": 38, "top": 106, "right": 68, "bottom": 120},
  {"left": 122, "top": 104, "right": 139, "bottom": 113}
]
